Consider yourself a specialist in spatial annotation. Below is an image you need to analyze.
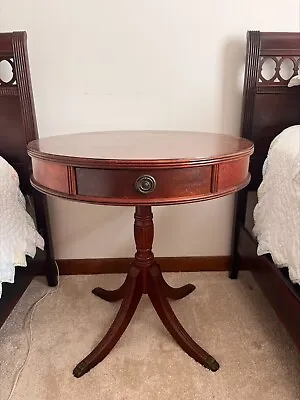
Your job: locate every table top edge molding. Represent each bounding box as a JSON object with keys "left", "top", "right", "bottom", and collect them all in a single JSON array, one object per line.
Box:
[{"left": 27, "top": 147, "right": 254, "bottom": 169}]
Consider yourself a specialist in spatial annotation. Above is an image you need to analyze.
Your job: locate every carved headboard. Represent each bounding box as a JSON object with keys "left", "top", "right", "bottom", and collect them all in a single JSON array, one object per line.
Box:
[
  {"left": 0, "top": 31, "right": 38, "bottom": 194},
  {"left": 241, "top": 31, "right": 300, "bottom": 190}
]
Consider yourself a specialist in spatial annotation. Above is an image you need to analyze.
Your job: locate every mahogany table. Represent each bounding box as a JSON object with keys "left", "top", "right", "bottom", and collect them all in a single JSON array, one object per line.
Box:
[{"left": 27, "top": 131, "right": 253, "bottom": 378}]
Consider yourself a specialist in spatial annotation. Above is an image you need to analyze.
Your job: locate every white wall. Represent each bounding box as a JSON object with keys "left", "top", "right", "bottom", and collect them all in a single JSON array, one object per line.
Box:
[{"left": 1, "top": 1, "right": 299, "bottom": 259}]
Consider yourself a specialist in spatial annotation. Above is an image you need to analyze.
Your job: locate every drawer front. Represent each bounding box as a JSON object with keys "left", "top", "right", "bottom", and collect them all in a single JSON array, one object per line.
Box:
[{"left": 76, "top": 166, "right": 212, "bottom": 202}]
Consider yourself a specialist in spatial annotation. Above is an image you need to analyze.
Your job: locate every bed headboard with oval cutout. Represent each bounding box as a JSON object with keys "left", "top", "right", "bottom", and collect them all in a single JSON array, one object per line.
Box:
[
  {"left": 0, "top": 31, "right": 38, "bottom": 194},
  {"left": 0, "top": 31, "right": 57, "bottom": 326},
  {"left": 241, "top": 31, "right": 300, "bottom": 190}
]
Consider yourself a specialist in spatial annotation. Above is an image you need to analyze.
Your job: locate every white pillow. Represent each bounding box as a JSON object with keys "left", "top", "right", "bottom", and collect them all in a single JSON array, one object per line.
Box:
[
  {"left": 0, "top": 156, "right": 44, "bottom": 298},
  {"left": 288, "top": 74, "right": 300, "bottom": 87}
]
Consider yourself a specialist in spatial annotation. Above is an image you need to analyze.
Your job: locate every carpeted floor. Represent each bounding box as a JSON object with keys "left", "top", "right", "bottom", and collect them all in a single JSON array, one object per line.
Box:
[{"left": 0, "top": 272, "right": 300, "bottom": 400}]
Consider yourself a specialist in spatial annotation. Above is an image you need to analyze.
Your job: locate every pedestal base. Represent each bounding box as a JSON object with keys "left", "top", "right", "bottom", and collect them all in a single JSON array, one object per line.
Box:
[{"left": 73, "top": 206, "right": 220, "bottom": 378}]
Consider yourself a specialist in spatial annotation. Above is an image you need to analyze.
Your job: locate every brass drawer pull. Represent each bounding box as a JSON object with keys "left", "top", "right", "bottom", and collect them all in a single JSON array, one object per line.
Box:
[{"left": 135, "top": 175, "right": 156, "bottom": 194}]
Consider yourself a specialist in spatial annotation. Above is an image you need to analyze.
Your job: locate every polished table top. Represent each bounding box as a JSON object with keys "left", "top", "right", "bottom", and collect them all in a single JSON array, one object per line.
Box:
[{"left": 28, "top": 131, "right": 253, "bottom": 167}]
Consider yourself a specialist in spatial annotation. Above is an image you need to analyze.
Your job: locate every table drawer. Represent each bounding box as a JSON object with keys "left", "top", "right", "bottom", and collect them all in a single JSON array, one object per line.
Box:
[{"left": 75, "top": 166, "right": 212, "bottom": 202}]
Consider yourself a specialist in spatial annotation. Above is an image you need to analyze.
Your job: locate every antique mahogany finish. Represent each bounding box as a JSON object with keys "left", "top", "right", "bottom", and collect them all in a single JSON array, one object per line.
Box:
[
  {"left": 28, "top": 130, "right": 253, "bottom": 377},
  {"left": 28, "top": 131, "right": 252, "bottom": 205},
  {"left": 230, "top": 31, "right": 300, "bottom": 351},
  {"left": 0, "top": 31, "right": 57, "bottom": 328}
]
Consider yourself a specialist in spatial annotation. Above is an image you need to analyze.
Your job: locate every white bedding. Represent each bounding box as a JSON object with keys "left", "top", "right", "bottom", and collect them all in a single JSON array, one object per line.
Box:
[
  {"left": 253, "top": 125, "right": 300, "bottom": 284},
  {"left": 0, "top": 156, "right": 44, "bottom": 298}
]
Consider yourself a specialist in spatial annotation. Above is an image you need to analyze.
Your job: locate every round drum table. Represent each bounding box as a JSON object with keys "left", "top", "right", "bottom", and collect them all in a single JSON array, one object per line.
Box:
[{"left": 27, "top": 131, "right": 253, "bottom": 378}]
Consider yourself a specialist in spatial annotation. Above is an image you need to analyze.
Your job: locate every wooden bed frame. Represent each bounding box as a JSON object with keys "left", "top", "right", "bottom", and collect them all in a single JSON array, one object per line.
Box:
[
  {"left": 0, "top": 31, "right": 58, "bottom": 328},
  {"left": 230, "top": 31, "right": 300, "bottom": 350}
]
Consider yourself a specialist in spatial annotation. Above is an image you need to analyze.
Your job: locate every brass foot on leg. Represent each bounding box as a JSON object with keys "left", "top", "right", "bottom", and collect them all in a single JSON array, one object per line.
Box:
[
  {"left": 73, "top": 361, "right": 89, "bottom": 378},
  {"left": 203, "top": 355, "right": 220, "bottom": 372}
]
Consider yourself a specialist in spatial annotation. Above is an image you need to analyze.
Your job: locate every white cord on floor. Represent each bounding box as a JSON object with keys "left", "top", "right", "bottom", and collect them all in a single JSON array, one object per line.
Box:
[{"left": 6, "top": 261, "right": 60, "bottom": 400}]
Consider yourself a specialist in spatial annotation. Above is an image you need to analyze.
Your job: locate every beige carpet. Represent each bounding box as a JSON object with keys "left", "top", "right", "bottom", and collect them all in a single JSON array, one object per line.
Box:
[{"left": 0, "top": 272, "right": 300, "bottom": 400}]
